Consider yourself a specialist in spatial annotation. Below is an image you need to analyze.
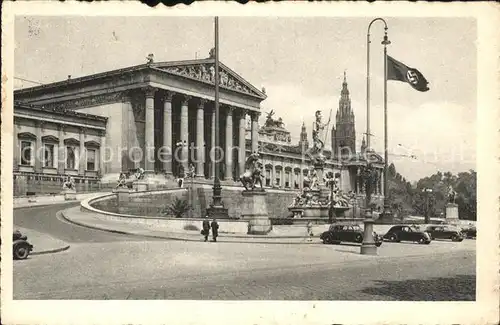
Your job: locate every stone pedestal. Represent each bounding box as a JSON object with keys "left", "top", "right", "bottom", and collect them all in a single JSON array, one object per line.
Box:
[
  {"left": 241, "top": 190, "right": 271, "bottom": 235},
  {"left": 133, "top": 181, "right": 149, "bottom": 192},
  {"left": 114, "top": 187, "right": 131, "bottom": 205},
  {"left": 62, "top": 189, "right": 77, "bottom": 201},
  {"left": 206, "top": 205, "right": 229, "bottom": 219},
  {"left": 360, "top": 212, "right": 377, "bottom": 255},
  {"left": 446, "top": 203, "right": 459, "bottom": 220}
]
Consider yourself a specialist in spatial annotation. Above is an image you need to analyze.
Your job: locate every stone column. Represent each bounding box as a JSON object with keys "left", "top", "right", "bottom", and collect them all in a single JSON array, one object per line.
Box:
[
  {"left": 100, "top": 130, "right": 107, "bottom": 175},
  {"left": 180, "top": 95, "right": 191, "bottom": 172},
  {"left": 196, "top": 98, "right": 206, "bottom": 178},
  {"left": 251, "top": 111, "right": 259, "bottom": 153},
  {"left": 238, "top": 109, "right": 247, "bottom": 177},
  {"left": 299, "top": 167, "right": 304, "bottom": 191},
  {"left": 58, "top": 125, "right": 66, "bottom": 174},
  {"left": 144, "top": 86, "right": 157, "bottom": 173},
  {"left": 210, "top": 108, "right": 216, "bottom": 179},
  {"left": 34, "top": 121, "right": 43, "bottom": 173},
  {"left": 162, "top": 91, "right": 174, "bottom": 176},
  {"left": 379, "top": 170, "right": 384, "bottom": 197},
  {"left": 79, "top": 127, "right": 86, "bottom": 176},
  {"left": 225, "top": 106, "right": 234, "bottom": 180}
]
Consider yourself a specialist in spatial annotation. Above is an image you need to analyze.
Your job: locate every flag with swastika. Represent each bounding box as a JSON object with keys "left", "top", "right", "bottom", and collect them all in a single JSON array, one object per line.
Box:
[{"left": 387, "top": 55, "right": 430, "bottom": 92}]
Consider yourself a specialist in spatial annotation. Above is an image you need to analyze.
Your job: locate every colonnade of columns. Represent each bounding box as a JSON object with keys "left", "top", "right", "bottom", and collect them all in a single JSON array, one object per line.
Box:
[{"left": 139, "top": 87, "right": 260, "bottom": 179}]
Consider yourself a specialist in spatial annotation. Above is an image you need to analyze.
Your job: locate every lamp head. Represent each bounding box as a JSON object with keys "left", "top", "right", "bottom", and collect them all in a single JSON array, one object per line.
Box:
[{"left": 381, "top": 35, "right": 391, "bottom": 45}]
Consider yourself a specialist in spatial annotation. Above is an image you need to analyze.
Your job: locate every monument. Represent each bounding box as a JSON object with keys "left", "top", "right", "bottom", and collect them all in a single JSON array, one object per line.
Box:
[
  {"left": 445, "top": 185, "right": 459, "bottom": 221},
  {"left": 61, "top": 176, "right": 77, "bottom": 201},
  {"left": 239, "top": 151, "right": 272, "bottom": 235},
  {"left": 288, "top": 110, "right": 353, "bottom": 222}
]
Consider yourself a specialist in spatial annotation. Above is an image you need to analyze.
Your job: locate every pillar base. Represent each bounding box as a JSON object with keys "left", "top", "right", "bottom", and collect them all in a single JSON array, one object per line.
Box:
[{"left": 360, "top": 244, "right": 378, "bottom": 255}]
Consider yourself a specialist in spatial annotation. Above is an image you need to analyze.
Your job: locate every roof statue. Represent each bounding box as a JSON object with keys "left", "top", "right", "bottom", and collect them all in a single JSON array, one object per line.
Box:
[{"left": 146, "top": 53, "right": 154, "bottom": 64}]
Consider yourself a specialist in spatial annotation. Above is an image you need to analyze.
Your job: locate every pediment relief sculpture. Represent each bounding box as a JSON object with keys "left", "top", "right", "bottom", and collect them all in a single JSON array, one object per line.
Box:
[{"left": 159, "top": 64, "right": 260, "bottom": 97}]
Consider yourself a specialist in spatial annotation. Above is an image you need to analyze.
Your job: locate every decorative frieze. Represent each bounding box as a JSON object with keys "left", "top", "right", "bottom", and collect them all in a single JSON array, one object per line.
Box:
[{"left": 40, "top": 92, "right": 126, "bottom": 111}]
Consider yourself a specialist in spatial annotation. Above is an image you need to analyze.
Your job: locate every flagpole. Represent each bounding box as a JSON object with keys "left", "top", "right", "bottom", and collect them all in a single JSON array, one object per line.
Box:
[{"left": 382, "top": 25, "right": 391, "bottom": 215}]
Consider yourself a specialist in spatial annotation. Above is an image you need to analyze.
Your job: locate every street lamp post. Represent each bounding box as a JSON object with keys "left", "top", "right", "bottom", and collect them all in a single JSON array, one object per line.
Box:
[
  {"left": 207, "top": 16, "right": 228, "bottom": 219},
  {"left": 360, "top": 163, "right": 378, "bottom": 255},
  {"left": 366, "top": 18, "right": 391, "bottom": 217},
  {"left": 422, "top": 188, "right": 433, "bottom": 224}
]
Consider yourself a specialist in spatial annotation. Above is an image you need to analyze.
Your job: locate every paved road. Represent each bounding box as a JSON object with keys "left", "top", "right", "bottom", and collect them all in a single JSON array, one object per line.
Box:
[
  {"left": 14, "top": 236, "right": 475, "bottom": 300},
  {"left": 13, "top": 203, "right": 156, "bottom": 243}
]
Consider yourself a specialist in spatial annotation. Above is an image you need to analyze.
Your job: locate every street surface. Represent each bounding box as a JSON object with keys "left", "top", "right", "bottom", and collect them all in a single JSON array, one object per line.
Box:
[{"left": 13, "top": 204, "right": 475, "bottom": 300}]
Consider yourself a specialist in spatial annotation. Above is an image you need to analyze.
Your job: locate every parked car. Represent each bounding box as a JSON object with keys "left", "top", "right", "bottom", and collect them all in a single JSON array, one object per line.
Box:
[
  {"left": 383, "top": 225, "right": 431, "bottom": 244},
  {"left": 461, "top": 225, "right": 477, "bottom": 239},
  {"left": 320, "top": 223, "right": 383, "bottom": 246},
  {"left": 13, "top": 230, "right": 34, "bottom": 260},
  {"left": 425, "top": 225, "right": 464, "bottom": 242}
]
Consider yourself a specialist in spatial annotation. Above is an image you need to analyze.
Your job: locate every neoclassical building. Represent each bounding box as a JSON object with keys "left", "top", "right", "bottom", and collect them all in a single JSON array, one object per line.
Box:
[{"left": 13, "top": 54, "right": 385, "bottom": 207}]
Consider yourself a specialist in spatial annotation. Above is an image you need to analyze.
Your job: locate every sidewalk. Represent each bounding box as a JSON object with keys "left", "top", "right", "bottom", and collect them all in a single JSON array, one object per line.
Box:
[
  {"left": 14, "top": 192, "right": 111, "bottom": 209},
  {"left": 61, "top": 207, "right": 322, "bottom": 245},
  {"left": 14, "top": 227, "right": 70, "bottom": 255}
]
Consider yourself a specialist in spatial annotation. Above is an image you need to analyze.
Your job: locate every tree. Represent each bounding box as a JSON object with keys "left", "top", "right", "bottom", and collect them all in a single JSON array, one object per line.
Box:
[{"left": 163, "top": 197, "right": 190, "bottom": 218}]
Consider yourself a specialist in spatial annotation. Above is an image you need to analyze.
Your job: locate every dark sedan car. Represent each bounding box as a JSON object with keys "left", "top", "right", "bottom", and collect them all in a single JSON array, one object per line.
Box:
[
  {"left": 461, "top": 225, "right": 477, "bottom": 239},
  {"left": 320, "top": 224, "right": 383, "bottom": 246},
  {"left": 425, "top": 225, "right": 464, "bottom": 242},
  {"left": 383, "top": 225, "right": 431, "bottom": 244}
]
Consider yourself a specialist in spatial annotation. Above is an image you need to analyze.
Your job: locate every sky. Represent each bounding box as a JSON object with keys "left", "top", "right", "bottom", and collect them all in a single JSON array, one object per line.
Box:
[{"left": 14, "top": 16, "right": 477, "bottom": 181}]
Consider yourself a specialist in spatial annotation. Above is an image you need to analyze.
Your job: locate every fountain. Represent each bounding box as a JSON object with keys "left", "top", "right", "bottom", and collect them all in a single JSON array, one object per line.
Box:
[{"left": 288, "top": 110, "right": 354, "bottom": 223}]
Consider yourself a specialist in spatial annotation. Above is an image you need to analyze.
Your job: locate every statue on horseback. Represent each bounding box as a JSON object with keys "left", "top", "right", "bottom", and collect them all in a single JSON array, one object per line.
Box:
[{"left": 239, "top": 151, "right": 264, "bottom": 191}]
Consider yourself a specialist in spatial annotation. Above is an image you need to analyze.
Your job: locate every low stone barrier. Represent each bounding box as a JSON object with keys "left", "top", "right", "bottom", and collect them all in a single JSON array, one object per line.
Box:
[{"left": 81, "top": 190, "right": 249, "bottom": 234}]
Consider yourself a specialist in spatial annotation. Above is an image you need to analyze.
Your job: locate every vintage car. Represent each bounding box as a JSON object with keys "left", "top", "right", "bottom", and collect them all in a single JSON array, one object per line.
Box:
[
  {"left": 425, "top": 225, "right": 464, "bottom": 242},
  {"left": 13, "top": 230, "right": 34, "bottom": 260},
  {"left": 461, "top": 225, "right": 477, "bottom": 239},
  {"left": 320, "top": 224, "right": 383, "bottom": 246},
  {"left": 383, "top": 225, "right": 431, "bottom": 244}
]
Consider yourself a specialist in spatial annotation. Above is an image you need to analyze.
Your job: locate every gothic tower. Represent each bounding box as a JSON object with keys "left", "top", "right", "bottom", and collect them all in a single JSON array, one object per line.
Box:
[
  {"left": 298, "top": 122, "right": 309, "bottom": 152},
  {"left": 331, "top": 71, "right": 356, "bottom": 156}
]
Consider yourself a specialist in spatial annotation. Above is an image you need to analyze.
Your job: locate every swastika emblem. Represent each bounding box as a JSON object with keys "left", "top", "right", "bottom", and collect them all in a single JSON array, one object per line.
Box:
[{"left": 406, "top": 70, "right": 419, "bottom": 85}]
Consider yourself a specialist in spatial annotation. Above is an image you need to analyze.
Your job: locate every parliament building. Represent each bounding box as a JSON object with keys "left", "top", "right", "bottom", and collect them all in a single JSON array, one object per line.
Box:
[{"left": 12, "top": 54, "right": 385, "bottom": 208}]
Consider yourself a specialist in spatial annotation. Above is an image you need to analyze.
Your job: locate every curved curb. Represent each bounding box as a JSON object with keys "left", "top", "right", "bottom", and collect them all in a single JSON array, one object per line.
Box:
[
  {"left": 59, "top": 210, "right": 324, "bottom": 245},
  {"left": 31, "top": 245, "right": 70, "bottom": 256}
]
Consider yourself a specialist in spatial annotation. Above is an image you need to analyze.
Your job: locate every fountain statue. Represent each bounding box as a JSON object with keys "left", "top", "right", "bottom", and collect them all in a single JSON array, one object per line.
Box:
[
  {"left": 61, "top": 176, "right": 77, "bottom": 201},
  {"left": 239, "top": 151, "right": 271, "bottom": 234},
  {"left": 288, "top": 110, "right": 355, "bottom": 223}
]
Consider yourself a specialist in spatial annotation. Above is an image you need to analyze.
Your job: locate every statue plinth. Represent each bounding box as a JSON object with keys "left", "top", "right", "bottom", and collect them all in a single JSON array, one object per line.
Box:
[
  {"left": 241, "top": 190, "right": 272, "bottom": 235},
  {"left": 445, "top": 203, "right": 459, "bottom": 220},
  {"left": 206, "top": 204, "right": 229, "bottom": 219},
  {"left": 114, "top": 187, "right": 131, "bottom": 208},
  {"left": 62, "top": 188, "right": 77, "bottom": 201}
]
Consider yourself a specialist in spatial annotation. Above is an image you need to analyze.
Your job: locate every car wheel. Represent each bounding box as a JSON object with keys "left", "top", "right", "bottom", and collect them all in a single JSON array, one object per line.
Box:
[
  {"left": 322, "top": 238, "right": 330, "bottom": 245},
  {"left": 418, "top": 237, "right": 427, "bottom": 244},
  {"left": 13, "top": 243, "right": 30, "bottom": 260},
  {"left": 355, "top": 234, "right": 363, "bottom": 243},
  {"left": 389, "top": 234, "right": 397, "bottom": 242}
]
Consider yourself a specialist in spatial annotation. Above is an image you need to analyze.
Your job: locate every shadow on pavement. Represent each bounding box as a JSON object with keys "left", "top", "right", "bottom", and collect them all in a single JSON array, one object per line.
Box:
[{"left": 359, "top": 274, "right": 475, "bottom": 300}]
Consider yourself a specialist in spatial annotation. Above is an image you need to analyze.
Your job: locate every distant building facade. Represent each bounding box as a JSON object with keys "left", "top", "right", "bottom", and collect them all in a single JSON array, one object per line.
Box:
[{"left": 13, "top": 55, "right": 384, "bottom": 208}]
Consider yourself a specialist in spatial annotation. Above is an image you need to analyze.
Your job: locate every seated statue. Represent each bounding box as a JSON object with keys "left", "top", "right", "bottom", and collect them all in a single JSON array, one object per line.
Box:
[
  {"left": 135, "top": 167, "right": 145, "bottom": 180},
  {"left": 116, "top": 172, "right": 127, "bottom": 189},
  {"left": 62, "top": 177, "right": 75, "bottom": 191}
]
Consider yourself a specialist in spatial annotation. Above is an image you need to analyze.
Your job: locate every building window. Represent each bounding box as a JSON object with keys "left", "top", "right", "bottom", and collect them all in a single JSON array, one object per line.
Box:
[
  {"left": 44, "top": 144, "right": 55, "bottom": 168},
  {"left": 275, "top": 170, "right": 281, "bottom": 187},
  {"left": 87, "top": 149, "right": 96, "bottom": 171},
  {"left": 265, "top": 170, "right": 271, "bottom": 187},
  {"left": 20, "top": 141, "right": 33, "bottom": 166},
  {"left": 285, "top": 171, "right": 290, "bottom": 188},
  {"left": 66, "top": 146, "right": 76, "bottom": 169}
]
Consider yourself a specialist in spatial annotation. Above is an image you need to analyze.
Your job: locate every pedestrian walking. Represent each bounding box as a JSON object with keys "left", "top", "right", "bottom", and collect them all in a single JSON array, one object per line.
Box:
[
  {"left": 306, "top": 221, "right": 313, "bottom": 242},
  {"left": 201, "top": 215, "right": 210, "bottom": 242},
  {"left": 211, "top": 218, "right": 219, "bottom": 242}
]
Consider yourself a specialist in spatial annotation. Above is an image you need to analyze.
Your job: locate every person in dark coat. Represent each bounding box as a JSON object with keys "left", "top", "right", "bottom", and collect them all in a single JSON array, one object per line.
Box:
[
  {"left": 202, "top": 215, "right": 210, "bottom": 242},
  {"left": 211, "top": 219, "right": 219, "bottom": 242}
]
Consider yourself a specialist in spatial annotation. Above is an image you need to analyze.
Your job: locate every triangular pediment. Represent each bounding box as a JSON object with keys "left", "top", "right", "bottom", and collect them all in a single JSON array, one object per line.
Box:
[{"left": 151, "top": 59, "right": 267, "bottom": 100}]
